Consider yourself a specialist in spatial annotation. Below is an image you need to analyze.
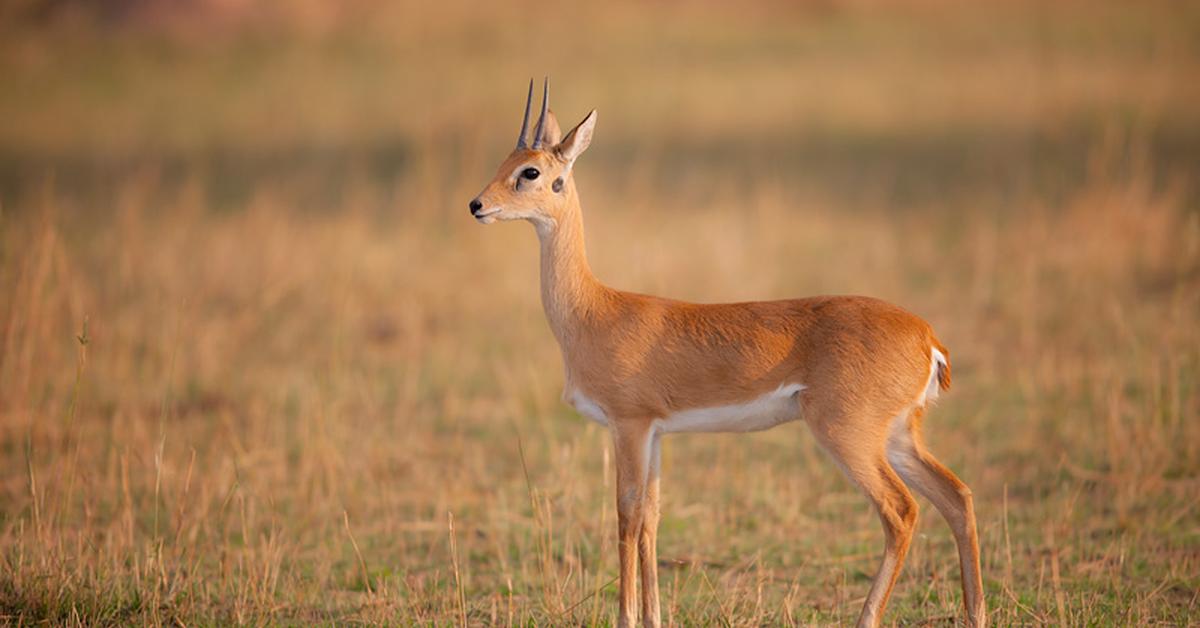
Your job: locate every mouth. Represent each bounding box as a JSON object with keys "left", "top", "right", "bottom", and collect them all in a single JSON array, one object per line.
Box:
[{"left": 473, "top": 208, "right": 501, "bottom": 223}]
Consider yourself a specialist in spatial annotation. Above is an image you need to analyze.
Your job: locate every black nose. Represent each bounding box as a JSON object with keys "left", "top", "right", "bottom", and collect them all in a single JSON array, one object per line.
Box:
[{"left": 469, "top": 199, "right": 483, "bottom": 215}]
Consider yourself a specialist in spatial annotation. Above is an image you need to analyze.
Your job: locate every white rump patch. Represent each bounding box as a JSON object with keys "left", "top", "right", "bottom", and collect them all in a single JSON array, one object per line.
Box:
[
  {"left": 918, "top": 347, "right": 946, "bottom": 407},
  {"left": 655, "top": 382, "right": 806, "bottom": 434},
  {"left": 886, "top": 408, "right": 922, "bottom": 484}
]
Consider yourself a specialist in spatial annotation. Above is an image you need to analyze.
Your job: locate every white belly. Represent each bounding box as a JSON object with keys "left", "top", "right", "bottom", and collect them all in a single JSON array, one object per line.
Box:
[
  {"left": 567, "top": 383, "right": 806, "bottom": 433},
  {"left": 656, "top": 383, "right": 806, "bottom": 434},
  {"left": 567, "top": 389, "right": 610, "bottom": 426}
]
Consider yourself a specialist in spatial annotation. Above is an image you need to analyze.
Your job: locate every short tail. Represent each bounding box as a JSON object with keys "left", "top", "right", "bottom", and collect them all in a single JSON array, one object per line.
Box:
[{"left": 932, "top": 338, "right": 951, "bottom": 392}]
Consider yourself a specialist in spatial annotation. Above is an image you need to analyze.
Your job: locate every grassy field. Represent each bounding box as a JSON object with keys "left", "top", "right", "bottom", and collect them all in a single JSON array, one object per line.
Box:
[{"left": 2, "top": 1, "right": 1199, "bottom": 625}]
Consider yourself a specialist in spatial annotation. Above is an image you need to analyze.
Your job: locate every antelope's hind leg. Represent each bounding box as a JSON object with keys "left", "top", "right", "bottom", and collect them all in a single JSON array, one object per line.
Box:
[
  {"left": 887, "top": 408, "right": 986, "bottom": 626},
  {"left": 816, "top": 417, "right": 916, "bottom": 628}
]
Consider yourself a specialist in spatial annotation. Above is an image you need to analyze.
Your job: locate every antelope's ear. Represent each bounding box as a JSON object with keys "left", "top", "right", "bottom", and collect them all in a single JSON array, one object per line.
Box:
[
  {"left": 538, "top": 110, "right": 562, "bottom": 147},
  {"left": 555, "top": 110, "right": 596, "bottom": 165}
]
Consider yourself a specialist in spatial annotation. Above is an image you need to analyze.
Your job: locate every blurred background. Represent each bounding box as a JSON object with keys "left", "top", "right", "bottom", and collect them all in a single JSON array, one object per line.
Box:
[{"left": 1, "top": 0, "right": 1197, "bottom": 624}]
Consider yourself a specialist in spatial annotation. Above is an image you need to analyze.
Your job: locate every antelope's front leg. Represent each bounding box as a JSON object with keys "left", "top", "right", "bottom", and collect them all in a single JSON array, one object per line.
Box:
[
  {"left": 639, "top": 432, "right": 663, "bottom": 628},
  {"left": 612, "top": 423, "right": 654, "bottom": 628}
]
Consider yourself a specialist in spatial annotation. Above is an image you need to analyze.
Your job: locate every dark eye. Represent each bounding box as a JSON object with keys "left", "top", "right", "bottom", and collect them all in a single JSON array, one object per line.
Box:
[{"left": 521, "top": 167, "right": 540, "bottom": 180}]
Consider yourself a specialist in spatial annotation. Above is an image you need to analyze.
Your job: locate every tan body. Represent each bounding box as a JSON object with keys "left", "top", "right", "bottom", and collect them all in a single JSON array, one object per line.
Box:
[{"left": 470, "top": 82, "right": 985, "bottom": 627}]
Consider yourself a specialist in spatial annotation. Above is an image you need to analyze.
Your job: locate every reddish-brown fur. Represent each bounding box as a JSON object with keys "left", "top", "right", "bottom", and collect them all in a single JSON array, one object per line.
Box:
[{"left": 470, "top": 96, "right": 985, "bottom": 628}]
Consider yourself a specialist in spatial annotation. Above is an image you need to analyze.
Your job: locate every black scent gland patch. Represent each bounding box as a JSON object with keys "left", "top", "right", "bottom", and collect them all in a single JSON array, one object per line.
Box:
[{"left": 552, "top": 177, "right": 564, "bottom": 193}]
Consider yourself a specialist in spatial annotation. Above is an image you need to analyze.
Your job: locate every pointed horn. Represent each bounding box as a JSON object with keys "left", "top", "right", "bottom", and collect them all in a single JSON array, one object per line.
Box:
[
  {"left": 531, "top": 77, "right": 550, "bottom": 149},
  {"left": 516, "top": 79, "right": 534, "bottom": 149}
]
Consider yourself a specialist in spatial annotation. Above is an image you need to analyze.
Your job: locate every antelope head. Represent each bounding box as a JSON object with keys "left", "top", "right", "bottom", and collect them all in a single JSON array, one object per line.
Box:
[{"left": 469, "top": 79, "right": 596, "bottom": 232}]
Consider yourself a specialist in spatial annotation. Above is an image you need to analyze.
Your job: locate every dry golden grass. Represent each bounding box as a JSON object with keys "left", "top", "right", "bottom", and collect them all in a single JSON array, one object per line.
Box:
[{"left": 2, "top": 1, "right": 1199, "bottom": 625}]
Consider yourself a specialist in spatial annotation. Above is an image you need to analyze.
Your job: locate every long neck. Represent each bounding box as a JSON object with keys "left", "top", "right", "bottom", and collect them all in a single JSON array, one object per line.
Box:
[{"left": 537, "top": 181, "right": 603, "bottom": 344}]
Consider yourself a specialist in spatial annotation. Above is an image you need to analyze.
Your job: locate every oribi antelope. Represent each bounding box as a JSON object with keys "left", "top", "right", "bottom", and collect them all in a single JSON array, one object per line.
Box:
[{"left": 468, "top": 79, "right": 986, "bottom": 628}]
